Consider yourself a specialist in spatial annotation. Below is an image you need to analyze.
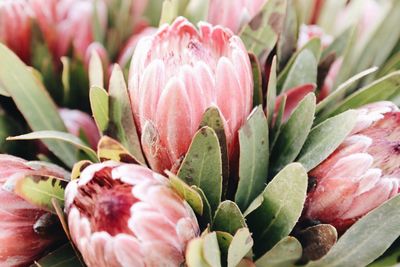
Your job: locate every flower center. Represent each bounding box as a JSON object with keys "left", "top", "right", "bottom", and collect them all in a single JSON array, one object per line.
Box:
[{"left": 73, "top": 167, "right": 137, "bottom": 236}]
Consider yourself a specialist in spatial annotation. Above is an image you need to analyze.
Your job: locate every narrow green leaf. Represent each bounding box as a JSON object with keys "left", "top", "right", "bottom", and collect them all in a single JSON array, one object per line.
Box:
[
  {"left": 228, "top": 228, "right": 254, "bottom": 267},
  {"left": 315, "top": 67, "right": 378, "bottom": 116},
  {"left": 328, "top": 71, "right": 400, "bottom": 117},
  {"left": 60, "top": 57, "right": 71, "bottom": 105},
  {"left": 184, "top": 0, "right": 209, "bottom": 23},
  {"left": 90, "top": 86, "right": 109, "bottom": 133},
  {"left": 88, "top": 51, "right": 104, "bottom": 88},
  {"left": 240, "top": 0, "right": 287, "bottom": 58},
  {"left": 235, "top": 106, "right": 269, "bottom": 211},
  {"left": 213, "top": 201, "right": 246, "bottom": 236},
  {"left": 192, "top": 186, "right": 213, "bottom": 228},
  {"left": 249, "top": 53, "right": 263, "bottom": 107},
  {"left": 255, "top": 236, "right": 302, "bottom": 267},
  {"left": 108, "top": 65, "right": 145, "bottom": 164},
  {"left": 178, "top": 126, "right": 222, "bottom": 213},
  {"left": 0, "top": 44, "right": 77, "bottom": 167},
  {"left": 159, "top": 0, "right": 188, "bottom": 26},
  {"left": 267, "top": 57, "right": 277, "bottom": 126},
  {"left": 247, "top": 163, "right": 308, "bottom": 258},
  {"left": 270, "top": 93, "right": 316, "bottom": 175},
  {"left": 167, "top": 171, "right": 204, "bottom": 216},
  {"left": 4, "top": 175, "right": 67, "bottom": 213},
  {"left": 32, "top": 243, "right": 85, "bottom": 267},
  {"left": 8, "top": 131, "right": 98, "bottom": 163},
  {"left": 307, "top": 195, "right": 400, "bottom": 267},
  {"left": 296, "top": 110, "right": 357, "bottom": 171}
]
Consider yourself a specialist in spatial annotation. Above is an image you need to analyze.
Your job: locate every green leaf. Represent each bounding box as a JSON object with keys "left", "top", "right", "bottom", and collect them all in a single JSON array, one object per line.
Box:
[
  {"left": 199, "top": 107, "right": 228, "bottom": 196},
  {"left": 167, "top": 171, "right": 204, "bottom": 216},
  {"left": 184, "top": 0, "right": 209, "bottom": 23},
  {"left": 321, "top": 28, "right": 352, "bottom": 61},
  {"left": 212, "top": 201, "right": 246, "bottom": 236},
  {"left": 369, "top": 246, "right": 400, "bottom": 267},
  {"left": 240, "top": 0, "right": 287, "bottom": 58},
  {"left": 235, "top": 106, "right": 269, "bottom": 211},
  {"left": 4, "top": 175, "right": 67, "bottom": 213},
  {"left": 90, "top": 86, "right": 109, "bottom": 133},
  {"left": 270, "top": 93, "right": 316, "bottom": 175},
  {"left": 107, "top": 65, "right": 145, "bottom": 164},
  {"left": 277, "top": 38, "right": 321, "bottom": 93},
  {"left": 255, "top": 236, "right": 302, "bottom": 267},
  {"left": 266, "top": 57, "right": 278, "bottom": 126},
  {"left": 159, "top": 0, "right": 188, "bottom": 26},
  {"left": 249, "top": 53, "right": 263, "bottom": 107},
  {"left": 178, "top": 126, "right": 222, "bottom": 213},
  {"left": 192, "top": 186, "right": 213, "bottom": 228},
  {"left": 327, "top": 71, "right": 400, "bottom": 118},
  {"left": 0, "top": 44, "right": 77, "bottom": 167},
  {"left": 60, "top": 57, "right": 71, "bottom": 105},
  {"left": 203, "top": 232, "right": 222, "bottom": 267},
  {"left": 281, "top": 49, "right": 318, "bottom": 91},
  {"left": 97, "top": 136, "right": 139, "bottom": 164},
  {"left": 228, "top": 228, "right": 254, "bottom": 267},
  {"left": 296, "top": 110, "right": 357, "bottom": 171},
  {"left": 247, "top": 163, "right": 308, "bottom": 258},
  {"left": 315, "top": 67, "right": 378, "bottom": 116},
  {"left": 307, "top": 195, "right": 400, "bottom": 267},
  {"left": 88, "top": 50, "right": 104, "bottom": 88},
  {"left": 8, "top": 131, "right": 98, "bottom": 163},
  {"left": 32, "top": 243, "right": 85, "bottom": 267}
]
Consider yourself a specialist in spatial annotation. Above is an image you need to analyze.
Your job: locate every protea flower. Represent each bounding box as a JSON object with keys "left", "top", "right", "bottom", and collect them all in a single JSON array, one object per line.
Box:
[
  {"left": 59, "top": 108, "right": 100, "bottom": 149},
  {"left": 304, "top": 101, "right": 400, "bottom": 232},
  {"left": 0, "top": 155, "right": 66, "bottom": 266},
  {"left": 65, "top": 162, "right": 199, "bottom": 267},
  {"left": 129, "top": 17, "right": 253, "bottom": 173},
  {"left": 29, "top": 0, "right": 107, "bottom": 62},
  {"left": 0, "top": 0, "right": 32, "bottom": 64},
  {"left": 207, "top": 0, "right": 266, "bottom": 33}
]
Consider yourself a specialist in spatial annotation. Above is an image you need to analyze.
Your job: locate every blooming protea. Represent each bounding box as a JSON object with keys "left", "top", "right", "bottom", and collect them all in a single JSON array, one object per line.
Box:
[
  {"left": 0, "top": 155, "right": 66, "bottom": 266},
  {"left": 0, "top": 0, "right": 32, "bottom": 63},
  {"left": 304, "top": 101, "right": 400, "bottom": 232},
  {"left": 129, "top": 17, "right": 253, "bottom": 173},
  {"left": 207, "top": 0, "right": 266, "bottom": 33},
  {"left": 65, "top": 162, "right": 199, "bottom": 267},
  {"left": 59, "top": 108, "right": 100, "bottom": 149}
]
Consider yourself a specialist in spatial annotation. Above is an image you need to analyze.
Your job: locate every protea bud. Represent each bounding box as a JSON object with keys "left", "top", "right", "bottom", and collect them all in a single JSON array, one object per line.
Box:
[
  {"left": 59, "top": 108, "right": 100, "bottom": 149},
  {"left": 304, "top": 101, "right": 400, "bottom": 232},
  {"left": 0, "top": 155, "right": 66, "bottom": 266},
  {"left": 207, "top": 0, "right": 266, "bottom": 33},
  {"left": 0, "top": 0, "right": 32, "bottom": 64},
  {"left": 65, "top": 162, "right": 199, "bottom": 267},
  {"left": 297, "top": 24, "right": 333, "bottom": 49},
  {"left": 129, "top": 17, "right": 253, "bottom": 173}
]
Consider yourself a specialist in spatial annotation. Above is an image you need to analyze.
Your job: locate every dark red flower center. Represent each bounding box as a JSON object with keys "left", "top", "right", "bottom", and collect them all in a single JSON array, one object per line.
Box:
[{"left": 73, "top": 167, "right": 137, "bottom": 236}]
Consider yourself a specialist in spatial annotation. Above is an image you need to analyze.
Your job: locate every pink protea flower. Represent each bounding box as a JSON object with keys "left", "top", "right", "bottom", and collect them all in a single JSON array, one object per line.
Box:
[
  {"left": 129, "top": 17, "right": 253, "bottom": 173},
  {"left": 0, "top": 155, "right": 67, "bottom": 267},
  {"left": 65, "top": 162, "right": 199, "bottom": 267},
  {"left": 304, "top": 101, "right": 400, "bottom": 232},
  {"left": 207, "top": 0, "right": 266, "bottom": 33},
  {"left": 29, "top": 0, "right": 107, "bottom": 62},
  {"left": 0, "top": 0, "right": 32, "bottom": 64},
  {"left": 297, "top": 24, "right": 333, "bottom": 49},
  {"left": 59, "top": 108, "right": 100, "bottom": 149}
]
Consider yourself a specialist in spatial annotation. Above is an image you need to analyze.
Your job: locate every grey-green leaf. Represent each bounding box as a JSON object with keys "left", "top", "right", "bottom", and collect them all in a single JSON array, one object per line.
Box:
[
  {"left": 108, "top": 65, "right": 145, "bottom": 164},
  {"left": 307, "top": 195, "right": 400, "bottom": 267},
  {"left": 90, "top": 86, "right": 109, "bottom": 133},
  {"left": 270, "top": 93, "right": 316, "bottom": 175},
  {"left": 296, "top": 110, "right": 357, "bottom": 171},
  {"left": 256, "top": 236, "right": 302, "bottom": 267},
  {"left": 228, "top": 228, "right": 254, "bottom": 267},
  {"left": 235, "top": 106, "right": 269, "bottom": 211},
  {"left": 247, "top": 163, "right": 308, "bottom": 258},
  {"left": 213, "top": 201, "right": 246, "bottom": 236},
  {"left": 178, "top": 126, "right": 222, "bottom": 213}
]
